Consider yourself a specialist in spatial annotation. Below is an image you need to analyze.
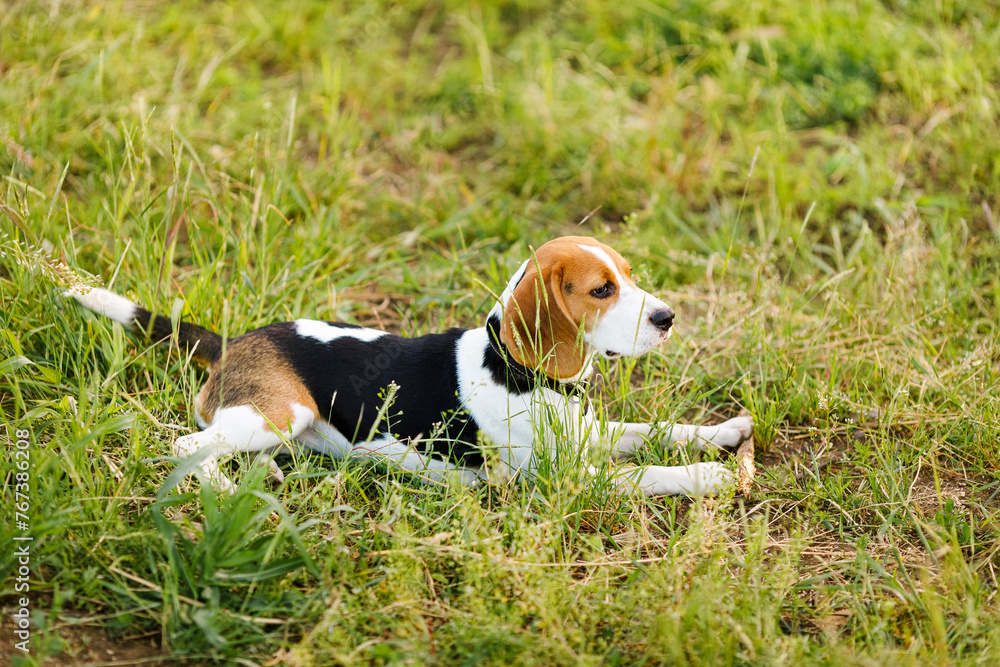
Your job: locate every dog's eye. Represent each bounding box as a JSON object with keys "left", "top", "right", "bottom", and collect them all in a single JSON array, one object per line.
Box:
[{"left": 590, "top": 281, "right": 616, "bottom": 299}]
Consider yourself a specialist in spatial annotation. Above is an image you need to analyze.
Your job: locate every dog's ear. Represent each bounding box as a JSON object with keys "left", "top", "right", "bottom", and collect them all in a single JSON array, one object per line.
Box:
[{"left": 500, "top": 253, "right": 586, "bottom": 380}]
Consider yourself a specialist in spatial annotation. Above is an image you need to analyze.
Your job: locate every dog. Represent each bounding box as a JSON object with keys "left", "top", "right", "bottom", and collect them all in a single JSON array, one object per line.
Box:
[{"left": 70, "top": 236, "right": 752, "bottom": 495}]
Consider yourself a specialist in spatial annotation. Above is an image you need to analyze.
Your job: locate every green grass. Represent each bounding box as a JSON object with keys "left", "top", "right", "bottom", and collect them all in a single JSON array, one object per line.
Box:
[{"left": 2, "top": 0, "right": 999, "bottom": 664}]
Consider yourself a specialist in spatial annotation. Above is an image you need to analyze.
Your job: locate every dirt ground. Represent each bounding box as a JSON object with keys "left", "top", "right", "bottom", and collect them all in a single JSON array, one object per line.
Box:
[{"left": 0, "top": 611, "right": 187, "bottom": 666}]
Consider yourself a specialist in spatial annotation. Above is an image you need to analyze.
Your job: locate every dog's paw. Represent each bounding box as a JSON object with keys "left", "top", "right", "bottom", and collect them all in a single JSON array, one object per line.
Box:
[
  {"left": 173, "top": 433, "right": 200, "bottom": 457},
  {"left": 628, "top": 462, "right": 735, "bottom": 496},
  {"left": 264, "top": 456, "right": 285, "bottom": 484},
  {"left": 698, "top": 416, "right": 753, "bottom": 449},
  {"left": 684, "top": 461, "right": 735, "bottom": 495},
  {"left": 194, "top": 453, "right": 238, "bottom": 494},
  {"left": 717, "top": 416, "right": 754, "bottom": 445},
  {"left": 209, "top": 466, "right": 238, "bottom": 495},
  {"left": 173, "top": 434, "right": 238, "bottom": 494}
]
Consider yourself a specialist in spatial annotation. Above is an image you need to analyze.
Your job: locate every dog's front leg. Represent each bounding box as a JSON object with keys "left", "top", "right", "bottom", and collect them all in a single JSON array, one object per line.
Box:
[
  {"left": 610, "top": 462, "right": 734, "bottom": 496},
  {"left": 606, "top": 417, "right": 753, "bottom": 461}
]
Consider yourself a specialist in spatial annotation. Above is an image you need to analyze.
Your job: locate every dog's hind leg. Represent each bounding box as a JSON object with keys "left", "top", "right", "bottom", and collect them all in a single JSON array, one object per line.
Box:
[
  {"left": 350, "top": 437, "right": 483, "bottom": 487},
  {"left": 173, "top": 402, "right": 316, "bottom": 493}
]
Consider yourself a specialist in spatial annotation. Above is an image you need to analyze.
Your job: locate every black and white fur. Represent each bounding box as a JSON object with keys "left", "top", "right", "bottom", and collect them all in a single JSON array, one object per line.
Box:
[{"left": 70, "top": 239, "right": 752, "bottom": 495}]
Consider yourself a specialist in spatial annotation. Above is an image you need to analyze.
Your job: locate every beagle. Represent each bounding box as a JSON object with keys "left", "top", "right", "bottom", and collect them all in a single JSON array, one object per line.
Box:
[{"left": 70, "top": 236, "right": 751, "bottom": 495}]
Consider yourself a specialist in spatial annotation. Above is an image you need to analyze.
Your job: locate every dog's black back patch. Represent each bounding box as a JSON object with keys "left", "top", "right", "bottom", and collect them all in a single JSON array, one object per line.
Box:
[{"left": 258, "top": 322, "right": 484, "bottom": 466}]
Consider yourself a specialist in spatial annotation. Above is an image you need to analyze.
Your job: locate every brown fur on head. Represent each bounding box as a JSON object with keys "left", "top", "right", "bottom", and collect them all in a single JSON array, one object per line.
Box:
[{"left": 499, "top": 236, "right": 635, "bottom": 380}]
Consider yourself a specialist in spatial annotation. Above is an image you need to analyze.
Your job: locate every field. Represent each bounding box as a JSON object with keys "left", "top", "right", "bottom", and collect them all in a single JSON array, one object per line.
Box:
[{"left": 2, "top": 0, "right": 999, "bottom": 664}]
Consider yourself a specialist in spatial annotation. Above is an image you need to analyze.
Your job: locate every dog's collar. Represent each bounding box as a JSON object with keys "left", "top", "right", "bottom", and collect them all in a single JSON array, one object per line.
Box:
[{"left": 484, "top": 315, "right": 588, "bottom": 397}]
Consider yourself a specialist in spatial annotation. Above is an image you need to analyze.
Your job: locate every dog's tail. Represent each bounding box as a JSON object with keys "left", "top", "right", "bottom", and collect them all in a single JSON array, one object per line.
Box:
[{"left": 69, "top": 287, "right": 223, "bottom": 365}]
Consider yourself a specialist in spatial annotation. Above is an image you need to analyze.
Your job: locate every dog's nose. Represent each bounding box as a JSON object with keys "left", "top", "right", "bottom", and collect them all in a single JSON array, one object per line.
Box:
[{"left": 649, "top": 308, "right": 674, "bottom": 331}]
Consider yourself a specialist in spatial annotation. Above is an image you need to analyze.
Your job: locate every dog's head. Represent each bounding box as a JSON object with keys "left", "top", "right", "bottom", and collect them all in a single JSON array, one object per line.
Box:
[{"left": 489, "top": 236, "right": 675, "bottom": 380}]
